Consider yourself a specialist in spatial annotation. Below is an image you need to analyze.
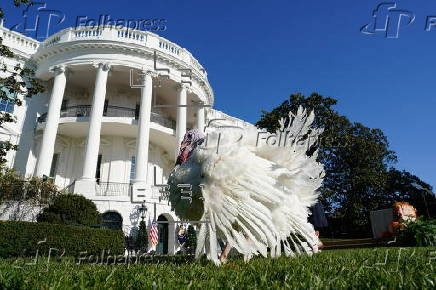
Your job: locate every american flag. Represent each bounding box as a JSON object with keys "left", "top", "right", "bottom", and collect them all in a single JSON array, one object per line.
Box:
[{"left": 150, "top": 221, "right": 159, "bottom": 246}]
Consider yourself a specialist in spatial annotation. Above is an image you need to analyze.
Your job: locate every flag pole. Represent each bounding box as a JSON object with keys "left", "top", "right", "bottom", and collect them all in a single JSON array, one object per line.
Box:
[{"left": 153, "top": 202, "right": 157, "bottom": 222}]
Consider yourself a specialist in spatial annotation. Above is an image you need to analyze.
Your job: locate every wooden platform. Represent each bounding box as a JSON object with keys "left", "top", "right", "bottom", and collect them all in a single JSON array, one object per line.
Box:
[{"left": 321, "top": 238, "right": 394, "bottom": 250}]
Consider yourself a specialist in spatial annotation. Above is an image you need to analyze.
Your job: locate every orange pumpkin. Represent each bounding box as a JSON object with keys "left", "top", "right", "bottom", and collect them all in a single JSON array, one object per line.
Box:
[
  {"left": 393, "top": 202, "right": 417, "bottom": 222},
  {"left": 387, "top": 202, "right": 417, "bottom": 236}
]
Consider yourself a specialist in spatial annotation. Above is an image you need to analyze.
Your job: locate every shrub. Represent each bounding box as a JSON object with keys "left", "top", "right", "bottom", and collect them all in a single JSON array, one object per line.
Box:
[
  {"left": 24, "top": 176, "right": 61, "bottom": 202},
  {"left": 136, "top": 220, "right": 148, "bottom": 252},
  {"left": 37, "top": 194, "right": 101, "bottom": 226},
  {"left": 185, "top": 225, "right": 197, "bottom": 254},
  {"left": 0, "top": 169, "right": 61, "bottom": 221},
  {"left": 0, "top": 221, "right": 125, "bottom": 258},
  {"left": 0, "top": 169, "right": 60, "bottom": 203},
  {"left": 0, "top": 168, "right": 25, "bottom": 202},
  {"left": 397, "top": 218, "right": 436, "bottom": 246}
]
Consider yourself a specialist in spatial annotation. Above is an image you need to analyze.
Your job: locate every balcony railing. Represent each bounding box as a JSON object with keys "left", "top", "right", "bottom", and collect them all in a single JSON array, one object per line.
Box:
[
  {"left": 37, "top": 105, "right": 175, "bottom": 129},
  {"left": 96, "top": 182, "right": 130, "bottom": 197},
  {"left": 105, "top": 105, "right": 136, "bottom": 118},
  {"left": 95, "top": 182, "right": 168, "bottom": 200},
  {"left": 63, "top": 180, "right": 168, "bottom": 199},
  {"left": 0, "top": 25, "right": 39, "bottom": 55},
  {"left": 150, "top": 111, "right": 176, "bottom": 129},
  {"left": 39, "top": 26, "right": 207, "bottom": 77}
]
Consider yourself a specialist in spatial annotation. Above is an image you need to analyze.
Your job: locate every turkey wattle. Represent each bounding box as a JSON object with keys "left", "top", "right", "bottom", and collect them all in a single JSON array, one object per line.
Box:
[{"left": 167, "top": 106, "right": 325, "bottom": 265}]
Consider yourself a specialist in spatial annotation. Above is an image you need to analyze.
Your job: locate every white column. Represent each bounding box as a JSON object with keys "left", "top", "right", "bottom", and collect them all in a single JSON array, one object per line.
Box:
[
  {"left": 196, "top": 102, "right": 205, "bottom": 132},
  {"left": 81, "top": 63, "right": 110, "bottom": 180},
  {"left": 134, "top": 71, "right": 154, "bottom": 184},
  {"left": 35, "top": 66, "right": 67, "bottom": 177},
  {"left": 175, "top": 84, "right": 187, "bottom": 157}
]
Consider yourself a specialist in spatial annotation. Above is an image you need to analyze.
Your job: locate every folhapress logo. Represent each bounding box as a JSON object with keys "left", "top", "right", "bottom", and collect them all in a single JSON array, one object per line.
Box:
[
  {"left": 361, "top": 2, "right": 415, "bottom": 38},
  {"left": 9, "top": 2, "right": 65, "bottom": 40}
]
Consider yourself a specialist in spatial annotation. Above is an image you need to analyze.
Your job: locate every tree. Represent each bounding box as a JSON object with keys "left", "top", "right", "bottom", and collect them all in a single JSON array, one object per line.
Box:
[
  {"left": 256, "top": 93, "right": 399, "bottom": 236},
  {"left": 135, "top": 220, "right": 148, "bottom": 253},
  {"left": 184, "top": 225, "right": 197, "bottom": 254},
  {"left": 0, "top": 168, "right": 60, "bottom": 220},
  {"left": 385, "top": 168, "right": 435, "bottom": 219},
  {"left": 37, "top": 194, "right": 101, "bottom": 226},
  {"left": 0, "top": 1, "right": 45, "bottom": 165}
]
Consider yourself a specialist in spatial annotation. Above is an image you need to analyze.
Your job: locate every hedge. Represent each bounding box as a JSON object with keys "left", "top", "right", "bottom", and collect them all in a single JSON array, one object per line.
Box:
[
  {"left": 397, "top": 218, "right": 436, "bottom": 247},
  {"left": 0, "top": 221, "right": 124, "bottom": 258},
  {"left": 37, "top": 194, "right": 102, "bottom": 226}
]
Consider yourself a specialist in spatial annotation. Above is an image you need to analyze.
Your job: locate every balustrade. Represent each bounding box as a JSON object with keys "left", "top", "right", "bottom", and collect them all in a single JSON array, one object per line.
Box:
[{"left": 37, "top": 105, "right": 176, "bottom": 129}]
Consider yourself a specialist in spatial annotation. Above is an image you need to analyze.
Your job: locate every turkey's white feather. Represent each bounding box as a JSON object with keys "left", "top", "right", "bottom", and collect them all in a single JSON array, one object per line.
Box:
[{"left": 168, "top": 106, "right": 324, "bottom": 265}]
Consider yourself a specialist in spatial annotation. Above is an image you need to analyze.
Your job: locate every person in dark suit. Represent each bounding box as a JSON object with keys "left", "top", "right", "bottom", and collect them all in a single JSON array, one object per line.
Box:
[{"left": 309, "top": 201, "right": 328, "bottom": 250}]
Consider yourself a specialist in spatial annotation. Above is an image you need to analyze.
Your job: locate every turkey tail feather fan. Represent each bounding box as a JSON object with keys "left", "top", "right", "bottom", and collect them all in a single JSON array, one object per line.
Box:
[{"left": 168, "top": 106, "right": 325, "bottom": 265}]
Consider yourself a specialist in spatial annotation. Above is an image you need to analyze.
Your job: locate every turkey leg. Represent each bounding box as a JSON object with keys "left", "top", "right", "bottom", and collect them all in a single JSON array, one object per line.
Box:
[{"left": 219, "top": 243, "right": 232, "bottom": 264}]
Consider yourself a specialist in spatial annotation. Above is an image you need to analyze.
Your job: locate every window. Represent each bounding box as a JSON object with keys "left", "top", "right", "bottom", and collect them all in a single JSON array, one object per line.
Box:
[
  {"left": 0, "top": 87, "right": 15, "bottom": 113},
  {"left": 50, "top": 153, "right": 59, "bottom": 178},
  {"left": 135, "top": 104, "right": 140, "bottom": 120},
  {"left": 101, "top": 211, "right": 123, "bottom": 230},
  {"left": 103, "top": 100, "right": 109, "bottom": 116},
  {"left": 61, "top": 99, "right": 68, "bottom": 110},
  {"left": 130, "top": 156, "right": 136, "bottom": 181},
  {"left": 95, "top": 154, "right": 102, "bottom": 183}
]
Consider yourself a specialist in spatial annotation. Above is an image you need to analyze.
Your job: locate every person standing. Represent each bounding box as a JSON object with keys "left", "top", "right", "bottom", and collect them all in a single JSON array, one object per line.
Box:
[{"left": 308, "top": 201, "right": 328, "bottom": 250}]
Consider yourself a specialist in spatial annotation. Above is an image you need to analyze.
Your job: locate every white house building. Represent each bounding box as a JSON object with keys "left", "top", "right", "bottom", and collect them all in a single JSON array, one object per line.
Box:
[{"left": 0, "top": 23, "right": 253, "bottom": 254}]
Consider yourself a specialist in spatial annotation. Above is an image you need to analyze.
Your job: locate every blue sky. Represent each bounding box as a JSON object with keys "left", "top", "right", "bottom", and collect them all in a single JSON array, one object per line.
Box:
[{"left": 3, "top": 0, "right": 436, "bottom": 189}]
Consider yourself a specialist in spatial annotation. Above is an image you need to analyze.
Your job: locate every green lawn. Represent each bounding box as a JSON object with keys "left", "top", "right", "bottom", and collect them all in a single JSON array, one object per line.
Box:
[{"left": 0, "top": 247, "right": 435, "bottom": 289}]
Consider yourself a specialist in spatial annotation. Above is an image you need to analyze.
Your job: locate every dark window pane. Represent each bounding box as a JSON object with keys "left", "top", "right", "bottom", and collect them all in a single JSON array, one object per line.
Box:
[
  {"left": 96, "top": 154, "right": 102, "bottom": 183},
  {"left": 50, "top": 153, "right": 59, "bottom": 178}
]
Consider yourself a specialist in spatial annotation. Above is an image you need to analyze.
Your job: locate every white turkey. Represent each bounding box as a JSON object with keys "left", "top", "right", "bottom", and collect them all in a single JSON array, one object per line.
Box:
[{"left": 167, "top": 106, "right": 325, "bottom": 265}]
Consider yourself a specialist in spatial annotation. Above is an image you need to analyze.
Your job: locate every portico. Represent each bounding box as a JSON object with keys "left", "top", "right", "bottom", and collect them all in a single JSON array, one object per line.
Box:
[
  {"left": 25, "top": 26, "right": 217, "bottom": 243},
  {"left": 35, "top": 60, "right": 207, "bottom": 198},
  {"left": 1, "top": 24, "right": 254, "bottom": 251}
]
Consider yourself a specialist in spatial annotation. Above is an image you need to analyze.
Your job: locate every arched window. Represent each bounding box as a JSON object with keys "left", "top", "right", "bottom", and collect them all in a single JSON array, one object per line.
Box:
[{"left": 102, "top": 211, "right": 123, "bottom": 230}]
